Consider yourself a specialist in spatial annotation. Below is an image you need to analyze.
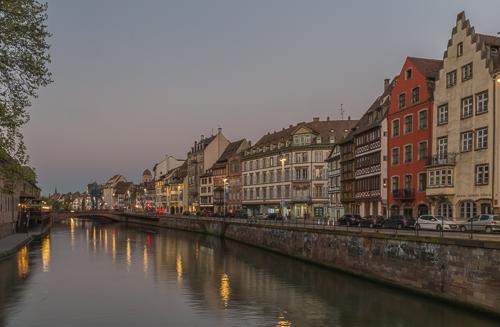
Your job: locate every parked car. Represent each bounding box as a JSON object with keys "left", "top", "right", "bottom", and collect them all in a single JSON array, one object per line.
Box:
[
  {"left": 415, "top": 215, "right": 458, "bottom": 231},
  {"left": 182, "top": 211, "right": 191, "bottom": 216},
  {"left": 460, "top": 215, "right": 500, "bottom": 233},
  {"left": 233, "top": 210, "right": 248, "bottom": 219},
  {"left": 337, "top": 214, "right": 362, "bottom": 227},
  {"left": 203, "top": 212, "right": 214, "bottom": 216},
  {"left": 359, "top": 215, "right": 384, "bottom": 228},
  {"left": 156, "top": 209, "right": 165, "bottom": 213},
  {"left": 213, "top": 211, "right": 224, "bottom": 217},
  {"left": 267, "top": 213, "right": 283, "bottom": 220},
  {"left": 381, "top": 215, "right": 416, "bottom": 229}
]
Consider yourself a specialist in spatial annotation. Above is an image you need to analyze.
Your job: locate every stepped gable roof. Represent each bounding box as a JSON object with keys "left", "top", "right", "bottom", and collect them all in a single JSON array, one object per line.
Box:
[{"left": 409, "top": 57, "right": 442, "bottom": 79}]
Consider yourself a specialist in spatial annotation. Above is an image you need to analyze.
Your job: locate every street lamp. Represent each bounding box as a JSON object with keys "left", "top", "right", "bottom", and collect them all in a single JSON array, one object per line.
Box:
[
  {"left": 280, "top": 153, "right": 287, "bottom": 221},
  {"left": 223, "top": 177, "right": 228, "bottom": 221}
]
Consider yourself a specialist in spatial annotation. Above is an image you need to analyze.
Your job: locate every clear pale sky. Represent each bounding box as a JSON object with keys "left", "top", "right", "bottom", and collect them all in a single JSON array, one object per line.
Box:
[{"left": 26, "top": 0, "right": 499, "bottom": 194}]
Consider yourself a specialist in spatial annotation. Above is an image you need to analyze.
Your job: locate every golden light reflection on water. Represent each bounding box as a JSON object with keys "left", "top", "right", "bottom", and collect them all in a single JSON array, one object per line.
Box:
[
  {"left": 17, "top": 247, "right": 29, "bottom": 278},
  {"left": 220, "top": 273, "right": 231, "bottom": 307},
  {"left": 277, "top": 312, "right": 291, "bottom": 326},
  {"left": 127, "top": 238, "right": 131, "bottom": 270},
  {"left": 176, "top": 253, "right": 183, "bottom": 284},
  {"left": 143, "top": 245, "right": 148, "bottom": 277},
  {"left": 93, "top": 226, "right": 96, "bottom": 253},
  {"left": 105, "top": 230, "right": 108, "bottom": 255},
  {"left": 42, "top": 236, "right": 51, "bottom": 273},
  {"left": 71, "top": 218, "right": 74, "bottom": 247},
  {"left": 112, "top": 229, "right": 116, "bottom": 263},
  {"left": 195, "top": 242, "right": 199, "bottom": 260}
]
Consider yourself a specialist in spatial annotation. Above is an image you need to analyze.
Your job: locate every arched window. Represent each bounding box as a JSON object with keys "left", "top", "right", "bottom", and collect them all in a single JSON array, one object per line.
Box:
[
  {"left": 391, "top": 205, "right": 399, "bottom": 215},
  {"left": 460, "top": 202, "right": 477, "bottom": 218},
  {"left": 437, "top": 203, "right": 452, "bottom": 218},
  {"left": 418, "top": 204, "right": 429, "bottom": 216}
]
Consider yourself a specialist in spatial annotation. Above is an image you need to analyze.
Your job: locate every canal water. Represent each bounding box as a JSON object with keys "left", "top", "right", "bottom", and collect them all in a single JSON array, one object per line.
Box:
[{"left": 0, "top": 218, "right": 497, "bottom": 327}]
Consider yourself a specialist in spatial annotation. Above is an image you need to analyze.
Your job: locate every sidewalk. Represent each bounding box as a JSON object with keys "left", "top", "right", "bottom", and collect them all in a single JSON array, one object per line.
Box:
[{"left": 0, "top": 224, "right": 46, "bottom": 261}]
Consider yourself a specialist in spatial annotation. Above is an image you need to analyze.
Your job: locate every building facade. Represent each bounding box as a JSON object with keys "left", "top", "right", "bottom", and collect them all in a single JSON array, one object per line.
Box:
[
  {"left": 242, "top": 118, "right": 356, "bottom": 218},
  {"left": 427, "top": 12, "right": 500, "bottom": 218},
  {"left": 388, "top": 57, "right": 441, "bottom": 218}
]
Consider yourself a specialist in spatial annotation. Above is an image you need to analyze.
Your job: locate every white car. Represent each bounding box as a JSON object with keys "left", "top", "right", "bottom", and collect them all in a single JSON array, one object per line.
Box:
[{"left": 415, "top": 215, "right": 458, "bottom": 231}]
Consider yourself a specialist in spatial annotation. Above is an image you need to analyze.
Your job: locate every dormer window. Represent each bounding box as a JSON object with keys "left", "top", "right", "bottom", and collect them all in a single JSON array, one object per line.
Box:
[
  {"left": 330, "top": 136, "right": 335, "bottom": 144},
  {"left": 368, "top": 113, "right": 373, "bottom": 123},
  {"left": 377, "top": 109, "right": 382, "bottom": 120},
  {"left": 405, "top": 68, "right": 412, "bottom": 80},
  {"left": 278, "top": 143, "right": 282, "bottom": 149},
  {"left": 317, "top": 137, "right": 321, "bottom": 144}
]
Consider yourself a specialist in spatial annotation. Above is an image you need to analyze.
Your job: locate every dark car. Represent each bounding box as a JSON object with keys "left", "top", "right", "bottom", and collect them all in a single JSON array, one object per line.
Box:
[
  {"left": 337, "top": 214, "right": 362, "bottom": 227},
  {"left": 233, "top": 210, "right": 248, "bottom": 219},
  {"left": 182, "top": 211, "right": 190, "bottom": 216},
  {"left": 381, "top": 215, "right": 416, "bottom": 229},
  {"left": 267, "top": 213, "right": 283, "bottom": 220},
  {"left": 213, "top": 211, "right": 224, "bottom": 217},
  {"left": 359, "top": 215, "right": 384, "bottom": 228}
]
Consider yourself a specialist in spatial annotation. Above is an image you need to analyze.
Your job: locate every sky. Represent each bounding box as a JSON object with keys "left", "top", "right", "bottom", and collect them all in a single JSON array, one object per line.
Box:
[{"left": 23, "top": 0, "right": 500, "bottom": 195}]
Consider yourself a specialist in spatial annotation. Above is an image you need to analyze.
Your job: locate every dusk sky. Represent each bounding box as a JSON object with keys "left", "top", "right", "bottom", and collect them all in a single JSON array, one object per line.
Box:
[{"left": 25, "top": 0, "right": 499, "bottom": 194}]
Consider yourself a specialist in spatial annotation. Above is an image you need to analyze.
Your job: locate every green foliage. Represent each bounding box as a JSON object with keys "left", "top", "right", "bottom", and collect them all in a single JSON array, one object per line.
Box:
[
  {"left": 0, "top": 0, "right": 52, "bottom": 191},
  {"left": 51, "top": 200, "right": 62, "bottom": 210}
]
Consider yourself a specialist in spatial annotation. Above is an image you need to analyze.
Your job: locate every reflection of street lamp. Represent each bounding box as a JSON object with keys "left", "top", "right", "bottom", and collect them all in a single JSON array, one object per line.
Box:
[
  {"left": 223, "top": 177, "right": 228, "bottom": 221},
  {"left": 280, "top": 153, "right": 287, "bottom": 220}
]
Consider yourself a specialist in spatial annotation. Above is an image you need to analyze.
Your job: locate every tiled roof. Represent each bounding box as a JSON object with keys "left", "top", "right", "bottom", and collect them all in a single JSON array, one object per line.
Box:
[
  {"left": 408, "top": 57, "right": 442, "bottom": 79},
  {"left": 478, "top": 34, "right": 500, "bottom": 47},
  {"left": 246, "top": 119, "right": 358, "bottom": 154}
]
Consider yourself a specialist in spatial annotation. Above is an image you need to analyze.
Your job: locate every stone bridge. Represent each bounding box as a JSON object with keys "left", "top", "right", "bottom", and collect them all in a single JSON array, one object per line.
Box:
[{"left": 50, "top": 210, "right": 161, "bottom": 224}]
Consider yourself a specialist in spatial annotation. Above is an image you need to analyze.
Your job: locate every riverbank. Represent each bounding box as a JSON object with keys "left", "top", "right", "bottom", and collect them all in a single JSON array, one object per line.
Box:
[{"left": 0, "top": 223, "right": 51, "bottom": 261}]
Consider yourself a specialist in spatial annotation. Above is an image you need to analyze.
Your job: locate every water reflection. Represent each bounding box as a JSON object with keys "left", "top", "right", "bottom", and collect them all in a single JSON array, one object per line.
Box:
[{"left": 0, "top": 218, "right": 498, "bottom": 327}]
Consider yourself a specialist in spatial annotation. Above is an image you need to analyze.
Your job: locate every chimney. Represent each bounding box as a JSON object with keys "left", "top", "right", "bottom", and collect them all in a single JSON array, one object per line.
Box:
[
  {"left": 289, "top": 125, "right": 293, "bottom": 128},
  {"left": 200, "top": 135, "right": 204, "bottom": 141},
  {"left": 348, "top": 116, "right": 351, "bottom": 121},
  {"left": 248, "top": 141, "right": 252, "bottom": 146},
  {"left": 194, "top": 141, "right": 197, "bottom": 146},
  {"left": 218, "top": 127, "right": 222, "bottom": 134},
  {"left": 327, "top": 116, "right": 330, "bottom": 121},
  {"left": 384, "top": 78, "right": 390, "bottom": 90},
  {"left": 313, "top": 117, "right": 319, "bottom": 122}
]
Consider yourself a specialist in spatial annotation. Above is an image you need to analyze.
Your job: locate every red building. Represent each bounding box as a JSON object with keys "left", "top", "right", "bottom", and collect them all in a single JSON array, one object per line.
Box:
[{"left": 387, "top": 57, "right": 441, "bottom": 218}]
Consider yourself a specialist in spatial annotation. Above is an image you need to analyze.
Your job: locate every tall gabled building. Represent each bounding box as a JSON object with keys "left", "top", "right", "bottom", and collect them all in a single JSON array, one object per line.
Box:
[
  {"left": 427, "top": 12, "right": 500, "bottom": 218},
  {"left": 388, "top": 57, "right": 441, "bottom": 218}
]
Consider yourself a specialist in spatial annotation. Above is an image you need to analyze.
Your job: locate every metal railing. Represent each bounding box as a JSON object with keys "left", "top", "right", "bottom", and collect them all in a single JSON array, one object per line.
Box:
[
  {"left": 392, "top": 188, "right": 415, "bottom": 200},
  {"left": 426, "top": 153, "right": 458, "bottom": 166}
]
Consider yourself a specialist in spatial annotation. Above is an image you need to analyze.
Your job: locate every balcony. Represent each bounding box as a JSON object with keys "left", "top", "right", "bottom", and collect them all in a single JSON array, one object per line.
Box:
[
  {"left": 291, "top": 196, "right": 311, "bottom": 202},
  {"left": 425, "top": 153, "right": 458, "bottom": 167},
  {"left": 392, "top": 188, "right": 415, "bottom": 200}
]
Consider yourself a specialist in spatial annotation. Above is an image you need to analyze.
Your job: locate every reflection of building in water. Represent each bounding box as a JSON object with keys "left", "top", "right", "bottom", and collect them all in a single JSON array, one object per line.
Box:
[{"left": 42, "top": 236, "right": 51, "bottom": 273}]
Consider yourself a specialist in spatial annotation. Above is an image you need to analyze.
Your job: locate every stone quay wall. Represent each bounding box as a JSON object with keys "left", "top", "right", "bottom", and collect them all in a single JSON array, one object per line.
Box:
[
  {"left": 148, "top": 217, "right": 500, "bottom": 315},
  {"left": 0, "top": 222, "right": 14, "bottom": 241}
]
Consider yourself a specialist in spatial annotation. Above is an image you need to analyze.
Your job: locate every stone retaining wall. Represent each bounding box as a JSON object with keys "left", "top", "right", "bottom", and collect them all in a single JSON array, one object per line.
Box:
[
  {"left": 149, "top": 217, "right": 500, "bottom": 315},
  {"left": 0, "top": 222, "right": 14, "bottom": 240}
]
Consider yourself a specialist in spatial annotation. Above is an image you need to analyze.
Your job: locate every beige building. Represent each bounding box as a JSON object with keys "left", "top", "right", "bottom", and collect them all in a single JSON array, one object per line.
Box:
[
  {"left": 427, "top": 12, "right": 500, "bottom": 218},
  {"left": 153, "top": 155, "right": 185, "bottom": 209},
  {"left": 187, "top": 128, "right": 229, "bottom": 212},
  {"left": 242, "top": 118, "right": 355, "bottom": 218}
]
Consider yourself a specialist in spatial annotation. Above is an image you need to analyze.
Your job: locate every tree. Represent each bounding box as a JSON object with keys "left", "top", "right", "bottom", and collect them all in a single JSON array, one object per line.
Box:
[{"left": 0, "top": 0, "right": 52, "bottom": 192}]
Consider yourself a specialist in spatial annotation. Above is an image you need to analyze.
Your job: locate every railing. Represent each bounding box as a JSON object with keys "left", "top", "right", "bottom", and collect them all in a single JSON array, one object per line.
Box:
[
  {"left": 392, "top": 188, "right": 415, "bottom": 200},
  {"left": 426, "top": 153, "right": 458, "bottom": 166}
]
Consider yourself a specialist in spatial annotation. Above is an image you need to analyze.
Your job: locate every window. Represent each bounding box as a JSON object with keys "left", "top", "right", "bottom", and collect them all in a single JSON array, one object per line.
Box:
[
  {"left": 418, "top": 110, "right": 427, "bottom": 129},
  {"left": 330, "top": 136, "right": 335, "bottom": 144},
  {"left": 457, "top": 42, "right": 463, "bottom": 57},
  {"left": 418, "top": 173, "right": 426, "bottom": 191},
  {"left": 317, "top": 137, "right": 321, "bottom": 144},
  {"left": 404, "top": 174, "right": 412, "bottom": 190},
  {"left": 438, "top": 105, "right": 448, "bottom": 125},
  {"left": 404, "top": 145, "right": 412, "bottom": 163},
  {"left": 429, "top": 171, "right": 434, "bottom": 187},
  {"left": 406, "top": 68, "right": 412, "bottom": 80},
  {"left": 462, "top": 63, "right": 473, "bottom": 81},
  {"left": 404, "top": 115, "right": 413, "bottom": 134},
  {"left": 476, "top": 164, "right": 489, "bottom": 185},
  {"left": 477, "top": 128, "right": 488, "bottom": 149},
  {"left": 392, "top": 176, "right": 399, "bottom": 194},
  {"left": 398, "top": 93, "right": 406, "bottom": 109},
  {"left": 461, "top": 132, "right": 473, "bottom": 152},
  {"left": 462, "top": 97, "right": 473, "bottom": 118},
  {"left": 392, "top": 148, "right": 399, "bottom": 166},
  {"left": 477, "top": 92, "right": 488, "bottom": 114},
  {"left": 411, "top": 87, "right": 420, "bottom": 104},
  {"left": 418, "top": 141, "right": 427, "bottom": 161},
  {"left": 438, "top": 203, "right": 452, "bottom": 218},
  {"left": 447, "top": 70, "right": 457, "bottom": 87},
  {"left": 460, "top": 202, "right": 477, "bottom": 218},
  {"left": 230, "top": 160, "right": 239, "bottom": 173},
  {"left": 315, "top": 151, "right": 323, "bottom": 162},
  {"left": 428, "top": 169, "right": 452, "bottom": 188},
  {"left": 392, "top": 119, "right": 400, "bottom": 137}
]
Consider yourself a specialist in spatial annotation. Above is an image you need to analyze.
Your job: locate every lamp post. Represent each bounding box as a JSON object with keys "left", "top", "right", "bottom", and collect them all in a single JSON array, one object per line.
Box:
[
  {"left": 223, "top": 177, "right": 228, "bottom": 222},
  {"left": 491, "top": 71, "right": 500, "bottom": 214},
  {"left": 280, "top": 154, "right": 287, "bottom": 223}
]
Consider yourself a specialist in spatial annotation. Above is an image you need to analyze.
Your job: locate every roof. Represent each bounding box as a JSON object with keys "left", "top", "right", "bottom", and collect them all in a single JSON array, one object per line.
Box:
[
  {"left": 173, "top": 161, "right": 188, "bottom": 179},
  {"left": 190, "top": 135, "right": 217, "bottom": 154},
  {"left": 478, "top": 34, "right": 500, "bottom": 47},
  {"left": 114, "top": 182, "right": 134, "bottom": 194},
  {"left": 408, "top": 57, "right": 442, "bottom": 79},
  {"left": 142, "top": 169, "right": 152, "bottom": 176},
  {"left": 246, "top": 119, "right": 358, "bottom": 154},
  {"left": 211, "top": 139, "right": 247, "bottom": 170}
]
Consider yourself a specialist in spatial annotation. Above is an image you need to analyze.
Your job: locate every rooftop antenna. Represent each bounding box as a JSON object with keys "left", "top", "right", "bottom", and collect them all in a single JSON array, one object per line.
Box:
[{"left": 340, "top": 103, "right": 345, "bottom": 120}]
